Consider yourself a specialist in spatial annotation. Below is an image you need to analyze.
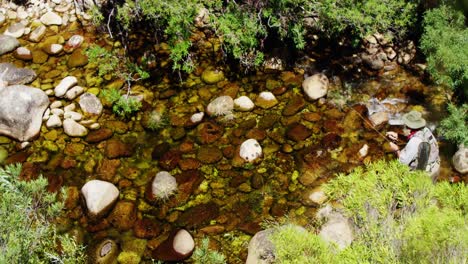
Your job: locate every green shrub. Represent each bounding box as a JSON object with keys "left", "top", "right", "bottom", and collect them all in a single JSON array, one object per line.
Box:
[
  {"left": 102, "top": 88, "right": 142, "bottom": 118},
  {"left": 192, "top": 238, "right": 226, "bottom": 264},
  {"left": 268, "top": 160, "right": 467, "bottom": 263},
  {"left": 0, "top": 164, "right": 86, "bottom": 263},
  {"left": 317, "top": 0, "right": 417, "bottom": 39},
  {"left": 420, "top": 5, "right": 468, "bottom": 90},
  {"left": 438, "top": 103, "right": 468, "bottom": 146},
  {"left": 269, "top": 224, "right": 334, "bottom": 264}
]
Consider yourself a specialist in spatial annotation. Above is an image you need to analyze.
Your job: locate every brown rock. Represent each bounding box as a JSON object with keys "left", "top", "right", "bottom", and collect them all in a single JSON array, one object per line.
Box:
[
  {"left": 19, "top": 162, "right": 40, "bottom": 181},
  {"left": 283, "top": 96, "right": 305, "bottom": 116},
  {"left": 85, "top": 128, "right": 113, "bottom": 143},
  {"left": 258, "top": 114, "right": 280, "bottom": 129},
  {"left": 60, "top": 157, "right": 77, "bottom": 169},
  {"left": 67, "top": 48, "right": 88, "bottom": 68},
  {"left": 108, "top": 200, "right": 137, "bottom": 231},
  {"left": 286, "top": 123, "right": 311, "bottom": 142},
  {"left": 97, "top": 159, "right": 121, "bottom": 182},
  {"left": 46, "top": 172, "right": 63, "bottom": 192},
  {"left": 104, "top": 120, "right": 128, "bottom": 134},
  {"left": 197, "top": 146, "right": 223, "bottom": 164},
  {"left": 65, "top": 186, "right": 80, "bottom": 210},
  {"left": 196, "top": 122, "right": 223, "bottom": 144},
  {"left": 175, "top": 170, "right": 203, "bottom": 204},
  {"left": 64, "top": 142, "right": 85, "bottom": 156},
  {"left": 178, "top": 158, "right": 200, "bottom": 170},
  {"left": 222, "top": 145, "right": 236, "bottom": 159},
  {"left": 105, "top": 139, "right": 132, "bottom": 158},
  {"left": 321, "top": 132, "right": 342, "bottom": 149},
  {"left": 159, "top": 149, "right": 182, "bottom": 170},
  {"left": 6, "top": 151, "right": 30, "bottom": 164},
  {"left": 134, "top": 218, "right": 163, "bottom": 239},
  {"left": 152, "top": 142, "right": 171, "bottom": 160},
  {"left": 302, "top": 112, "right": 321, "bottom": 122},
  {"left": 32, "top": 49, "right": 48, "bottom": 64},
  {"left": 176, "top": 202, "right": 220, "bottom": 228},
  {"left": 246, "top": 128, "right": 267, "bottom": 141}
]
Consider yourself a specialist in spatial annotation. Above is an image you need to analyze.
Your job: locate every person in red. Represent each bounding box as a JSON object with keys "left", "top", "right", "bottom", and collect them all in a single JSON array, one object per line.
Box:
[{"left": 386, "top": 110, "right": 440, "bottom": 182}]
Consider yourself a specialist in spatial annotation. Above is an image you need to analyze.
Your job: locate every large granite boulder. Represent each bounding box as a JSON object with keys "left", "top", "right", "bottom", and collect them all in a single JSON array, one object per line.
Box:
[
  {"left": 0, "top": 84, "right": 49, "bottom": 141},
  {"left": 452, "top": 145, "right": 468, "bottom": 174},
  {"left": 0, "top": 35, "right": 20, "bottom": 55},
  {"left": 0, "top": 63, "right": 37, "bottom": 85}
]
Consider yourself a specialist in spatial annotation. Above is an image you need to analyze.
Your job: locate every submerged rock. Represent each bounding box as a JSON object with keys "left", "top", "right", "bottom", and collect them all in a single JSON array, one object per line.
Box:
[
  {"left": 234, "top": 96, "right": 255, "bottom": 111},
  {"left": 201, "top": 67, "right": 224, "bottom": 84},
  {"left": 0, "top": 84, "right": 49, "bottom": 141},
  {"left": 88, "top": 239, "right": 119, "bottom": 264},
  {"left": 4, "top": 22, "right": 25, "bottom": 38},
  {"left": 149, "top": 171, "right": 177, "bottom": 200},
  {"left": 246, "top": 228, "right": 275, "bottom": 264},
  {"left": 206, "top": 95, "right": 233, "bottom": 117},
  {"left": 55, "top": 76, "right": 78, "bottom": 97},
  {"left": 255, "top": 92, "right": 278, "bottom": 109},
  {"left": 79, "top": 92, "right": 103, "bottom": 116},
  {"left": 63, "top": 118, "right": 88, "bottom": 137},
  {"left": 40, "top": 11, "right": 62, "bottom": 25}
]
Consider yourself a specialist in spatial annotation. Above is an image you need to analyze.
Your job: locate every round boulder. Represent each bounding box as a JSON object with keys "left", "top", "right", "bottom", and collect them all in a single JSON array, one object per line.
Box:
[
  {"left": 0, "top": 84, "right": 49, "bottom": 141},
  {"left": 240, "top": 139, "right": 262, "bottom": 162},
  {"left": 206, "top": 95, "right": 233, "bottom": 117},
  {"left": 149, "top": 171, "right": 177, "bottom": 201},
  {"left": 302, "top": 73, "right": 329, "bottom": 100}
]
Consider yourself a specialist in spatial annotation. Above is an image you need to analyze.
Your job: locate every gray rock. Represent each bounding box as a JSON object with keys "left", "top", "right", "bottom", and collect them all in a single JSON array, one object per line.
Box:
[
  {"left": 452, "top": 145, "right": 468, "bottom": 174},
  {"left": 79, "top": 92, "right": 103, "bottom": 116},
  {"left": 65, "top": 86, "right": 84, "bottom": 100},
  {"left": 0, "top": 34, "right": 20, "bottom": 55},
  {"left": 318, "top": 206, "right": 354, "bottom": 250},
  {"left": 0, "top": 85, "right": 49, "bottom": 141},
  {"left": 0, "top": 63, "right": 37, "bottom": 85},
  {"left": 246, "top": 229, "right": 275, "bottom": 264}
]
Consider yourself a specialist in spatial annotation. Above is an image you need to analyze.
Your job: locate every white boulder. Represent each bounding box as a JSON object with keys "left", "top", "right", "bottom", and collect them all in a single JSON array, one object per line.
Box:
[
  {"left": 255, "top": 91, "right": 278, "bottom": 109},
  {"left": 240, "top": 139, "right": 262, "bottom": 162},
  {"left": 55, "top": 76, "right": 77, "bottom": 97},
  {"left": 63, "top": 118, "right": 88, "bottom": 137},
  {"left": 234, "top": 96, "right": 255, "bottom": 111},
  {"left": 40, "top": 11, "right": 62, "bottom": 25},
  {"left": 173, "top": 229, "right": 195, "bottom": 256},
  {"left": 206, "top": 95, "right": 233, "bottom": 117},
  {"left": 302, "top": 73, "right": 329, "bottom": 100},
  {"left": 151, "top": 171, "right": 177, "bottom": 200},
  {"left": 4, "top": 22, "right": 25, "bottom": 38},
  {"left": 81, "top": 180, "right": 119, "bottom": 217},
  {"left": 65, "top": 86, "right": 84, "bottom": 100},
  {"left": 318, "top": 206, "right": 354, "bottom": 250},
  {"left": 46, "top": 114, "right": 62, "bottom": 128}
]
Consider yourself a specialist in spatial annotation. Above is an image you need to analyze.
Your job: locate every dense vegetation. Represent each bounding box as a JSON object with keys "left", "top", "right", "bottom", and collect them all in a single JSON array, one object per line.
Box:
[
  {"left": 0, "top": 164, "right": 85, "bottom": 263},
  {"left": 269, "top": 160, "right": 468, "bottom": 263}
]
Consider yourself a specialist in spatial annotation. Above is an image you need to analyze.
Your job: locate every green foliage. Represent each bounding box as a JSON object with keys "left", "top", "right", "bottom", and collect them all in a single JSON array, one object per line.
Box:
[
  {"left": 85, "top": 45, "right": 119, "bottom": 77},
  {"left": 0, "top": 164, "right": 86, "bottom": 263},
  {"left": 268, "top": 160, "right": 467, "bottom": 263},
  {"left": 102, "top": 88, "right": 142, "bottom": 118},
  {"left": 269, "top": 224, "right": 334, "bottom": 263},
  {"left": 438, "top": 103, "right": 468, "bottom": 146},
  {"left": 115, "top": 0, "right": 199, "bottom": 72},
  {"left": 400, "top": 206, "right": 468, "bottom": 263},
  {"left": 420, "top": 5, "right": 468, "bottom": 90},
  {"left": 87, "top": 4, "right": 104, "bottom": 26},
  {"left": 192, "top": 238, "right": 227, "bottom": 264},
  {"left": 317, "top": 0, "right": 418, "bottom": 39},
  {"left": 214, "top": 6, "right": 267, "bottom": 69}
]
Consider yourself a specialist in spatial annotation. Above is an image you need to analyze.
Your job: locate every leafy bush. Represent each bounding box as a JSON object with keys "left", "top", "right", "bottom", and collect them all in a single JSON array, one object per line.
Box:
[
  {"left": 316, "top": 0, "right": 418, "bottom": 39},
  {"left": 420, "top": 5, "right": 468, "bottom": 90},
  {"left": 192, "top": 238, "right": 226, "bottom": 264},
  {"left": 268, "top": 160, "right": 467, "bottom": 263},
  {"left": 438, "top": 103, "right": 468, "bottom": 146},
  {"left": 102, "top": 88, "right": 142, "bottom": 118},
  {"left": 0, "top": 164, "right": 86, "bottom": 263}
]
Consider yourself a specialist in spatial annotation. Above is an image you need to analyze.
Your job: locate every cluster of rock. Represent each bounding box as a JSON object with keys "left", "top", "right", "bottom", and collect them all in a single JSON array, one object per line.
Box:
[{"left": 360, "top": 33, "right": 416, "bottom": 71}]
